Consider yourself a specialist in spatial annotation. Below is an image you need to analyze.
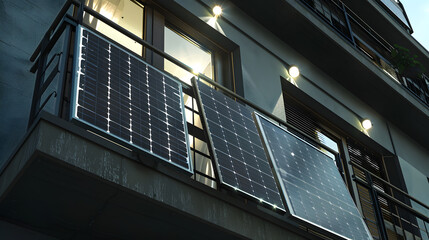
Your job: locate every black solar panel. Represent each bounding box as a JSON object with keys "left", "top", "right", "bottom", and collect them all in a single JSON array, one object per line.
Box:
[
  {"left": 195, "top": 80, "right": 284, "bottom": 210},
  {"left": 72, "top": 26, "right": 191, "bottom": 172},
  {"left": 255, "top": 114, "right": 372, "bottom": 240}
]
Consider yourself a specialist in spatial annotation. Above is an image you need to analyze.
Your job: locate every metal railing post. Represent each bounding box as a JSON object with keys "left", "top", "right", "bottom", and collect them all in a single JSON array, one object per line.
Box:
[
  {"left": 366, "top": 171, "right": 389, "bottom": 240},
  {"left": 28, "top": 37, "right": 49, "bottom": 129},
  {"left": 341, "top": 2, "right": 355, "bottom": 46},
  {"left": 56, "top": 24, "right": 74, "bottom": 119}
]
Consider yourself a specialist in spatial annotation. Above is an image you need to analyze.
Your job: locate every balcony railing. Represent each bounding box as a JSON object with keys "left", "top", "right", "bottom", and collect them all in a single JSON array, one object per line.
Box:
[
  {"left": 28, "top": 1, "right": 429, "bottom": 240},
  {"left": 351, "top": 161, "right": 429, "bottom": 240},
  {"left": 299, "top": 0, "right": 429, "bottom": 109}
]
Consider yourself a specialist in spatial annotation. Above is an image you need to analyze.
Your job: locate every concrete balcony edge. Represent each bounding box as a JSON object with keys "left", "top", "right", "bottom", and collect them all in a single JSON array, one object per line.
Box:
[{"left": 0, "top": 114, "right": 312, "bottom": 239}]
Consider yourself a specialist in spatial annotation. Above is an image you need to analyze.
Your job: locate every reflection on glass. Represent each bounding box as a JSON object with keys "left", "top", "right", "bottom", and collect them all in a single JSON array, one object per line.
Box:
[
  {"left": 194, "top": 113, "right": 203, "bottom": 129},
  {"left": 317, "top": 130, "right": 339, "bottom": 153},
  {"left": 194, "top": 138, "right": 209, "bottom": 155},
  {"left": 84, "top": 0, "right": 144, "bottom": 55},
  {"left": 195, "top": 152, "right": 214, "bottom": 177},
  {"left": 195, "top": 174, "right": 217, "bottom": 188},
  {"left": 185, "top": 108, "right": 193, "bottom": 124},
  {"left": 164, "top": 27, "right": 213, "bottom": 85},
  {"left": 317, "top": 130, "right": 339, "bottom": 163}
]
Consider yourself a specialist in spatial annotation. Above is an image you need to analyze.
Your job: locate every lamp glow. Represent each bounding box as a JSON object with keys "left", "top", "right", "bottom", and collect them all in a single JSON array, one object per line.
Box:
[
  {"left": 362, "top": 119, "right": 373, "bottom": 130},
  {"left": 213, "top": 5, "right": 222, "bottom": 17},
  {"left": 288, "top": 66, "right": 300, "bottom": 78}
]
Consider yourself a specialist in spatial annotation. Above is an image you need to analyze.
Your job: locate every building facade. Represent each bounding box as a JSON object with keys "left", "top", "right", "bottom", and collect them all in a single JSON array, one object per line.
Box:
[{"left": 0, "top": 0, "right": 428, "bottom": 239}]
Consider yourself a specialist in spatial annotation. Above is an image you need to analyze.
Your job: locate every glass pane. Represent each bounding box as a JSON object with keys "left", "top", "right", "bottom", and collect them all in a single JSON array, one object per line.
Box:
[
  {"left": 183, "top": 94, "right": 193, "bottom": 109},
  {"left": 185, "top": 108, "right": 193, "bottom": 124},
  {"left": 194, "top": 113, "right": 203, "bottom": 129},
  {"left": 164, "top": 27, "right": 213, "bottom": 85},
  {"left": 195, "top": 174, "right": 217, "bottom": 188},
  {"left": 316, "top": 130, "right": 339, "bottom": 153},
  {"left": 194, "top": 138, "right": 209, "bottom": 155},
  {"left": 195, "top": 152, "right": 214, "bottom": 177},
  {"left": 84, "top": 0, "right": 144, "bottom": 55}
]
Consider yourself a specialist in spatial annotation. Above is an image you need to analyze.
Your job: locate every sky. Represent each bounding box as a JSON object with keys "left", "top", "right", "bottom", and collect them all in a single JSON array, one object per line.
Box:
[{"left": 401, "top": 0, "right": 429, "bottom": 51}]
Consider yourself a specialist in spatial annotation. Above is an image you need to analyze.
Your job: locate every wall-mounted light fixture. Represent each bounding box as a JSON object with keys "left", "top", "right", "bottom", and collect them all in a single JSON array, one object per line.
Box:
[
  {"left": 361, "top": 118, "right": 373, "bottom": 130},
  {"left": 288, "top": 65, "right": 300, "bottom": 78},
  {"left": 213, "top": 5, "right": 222, "bottom": 17}
]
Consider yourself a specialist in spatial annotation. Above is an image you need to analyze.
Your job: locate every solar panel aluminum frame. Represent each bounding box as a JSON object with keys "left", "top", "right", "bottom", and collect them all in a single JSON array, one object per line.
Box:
[
  {"left": 254, "top": 113, "right": 372, "bottom": 240},
  {"left": 70, "top": 25, "right": 193, "bottom": 174},
  {"left": 192, "top": 78, "right": 285, "bottom": 212}
]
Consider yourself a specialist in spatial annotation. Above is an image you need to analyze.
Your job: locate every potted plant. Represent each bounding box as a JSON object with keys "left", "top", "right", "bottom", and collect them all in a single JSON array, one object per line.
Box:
[{"left": 390, "top": 44, "right": 426, "bottom": 79}]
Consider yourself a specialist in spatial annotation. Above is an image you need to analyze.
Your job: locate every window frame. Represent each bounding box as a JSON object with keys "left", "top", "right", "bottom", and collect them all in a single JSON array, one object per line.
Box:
[
  {"left": 163, "top": 23, "right": 216, "bottom": 84},
  {"left": 145, "top": 0, "right": 243, "bottom": 95}
]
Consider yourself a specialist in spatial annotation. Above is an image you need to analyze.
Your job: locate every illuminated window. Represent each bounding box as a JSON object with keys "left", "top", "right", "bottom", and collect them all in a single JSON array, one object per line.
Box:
[
  {"left": 164, "top": 26, "right": 214, "bottom": 85},
  {"left": 183, "top": 90, "right": 217, "bottom": 189},
  {"left": 83, "top": 0, "right": 144, "bottom": 55}
]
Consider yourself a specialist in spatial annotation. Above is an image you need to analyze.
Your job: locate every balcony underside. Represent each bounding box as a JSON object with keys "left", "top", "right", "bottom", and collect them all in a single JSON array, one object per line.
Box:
[
  {"left": 230, "top": 0, "right": 429, "bottom": 150},
  {"left": 0, "top": 114, "right": 309, "bottom": 240}
]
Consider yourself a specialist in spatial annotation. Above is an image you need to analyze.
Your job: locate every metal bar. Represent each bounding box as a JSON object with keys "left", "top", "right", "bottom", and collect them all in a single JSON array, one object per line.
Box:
[
  {"left": 35, "top": 91, "right": 57, "bottom": 117},
  {"left": 350, "top": 161, "right": 429, "bottom": 211},
  {"left": 31, "top": 19, "right": 68, "bottom": 73},
  {"left": 37, "top": 61, "right": 60, "bottom": 99},
  {"left": 377, "top": 190, "right": 429, "bottom": 223},
  {"left": 341, "top": 1, "right": 393, "bottom": 51},
  {"left": 30, "top": 0, "right": 79, "bottom": 62},
  {"left": 31, "top": 16, "right": 78, "bottom": 73},
  {"left": 37, "top": 53, "right": 61, "bottom": 76},
  {"left": 354, "top": 175, "right": 429, "bottom": 225},
  {"left": 366, "top": 172, "right": 389, "bottom": 240},
  {"left": 28, "top": 37, "right": 49, "bottom": 128},
  {"left": 57, "top": 24, "right": 73, "bottom": 118},
  {"left": 342, "top": 2, "right": 356, "bottom": 47}
]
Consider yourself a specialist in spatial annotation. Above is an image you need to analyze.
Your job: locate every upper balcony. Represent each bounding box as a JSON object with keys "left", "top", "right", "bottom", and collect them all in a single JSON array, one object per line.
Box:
[{"left": 230, "top": 0, "right": 429, "bottom": 151}]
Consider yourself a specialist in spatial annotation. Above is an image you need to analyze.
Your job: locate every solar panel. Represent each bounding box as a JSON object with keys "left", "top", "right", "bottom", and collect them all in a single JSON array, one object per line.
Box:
[
  {"left": 195, "top": 80, "right": 284, "bottom": 210},
  {"left": 72, "top": 26, "right": 191, "bottom": 172},
  {"left": 255, "top": 114, "right": 372, "bottom": 240}
]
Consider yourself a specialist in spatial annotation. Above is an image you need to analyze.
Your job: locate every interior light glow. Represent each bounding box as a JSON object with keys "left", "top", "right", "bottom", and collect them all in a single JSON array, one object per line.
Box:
[
  {"left": 288, "top": 65, "right": 300, "bottom": 78},
  {"left": 361, "top": 119, "right": 373, "bottom": 130},
  {"left": 213, "top": 5, "right": 222, "bottom": 17}
]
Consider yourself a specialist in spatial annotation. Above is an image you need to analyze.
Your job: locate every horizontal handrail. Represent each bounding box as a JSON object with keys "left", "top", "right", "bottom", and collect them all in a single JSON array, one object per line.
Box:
[
  {"left": 344, "top": 2, "right": 393, "bottom": 52},
  {"left": 350, "top": 160, "right": 429, "bottom": 212}
]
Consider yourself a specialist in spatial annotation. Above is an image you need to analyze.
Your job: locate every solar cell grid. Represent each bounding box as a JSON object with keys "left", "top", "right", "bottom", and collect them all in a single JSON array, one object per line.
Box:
[
  {"left": 255, "top": 114, "right": 372, "bottom": 240},
  {"left": 73, "top": 26, "right": 191, "bottom": 171},
  {"left": 196, "top": 80, "right": 284, "bottom": 210}
]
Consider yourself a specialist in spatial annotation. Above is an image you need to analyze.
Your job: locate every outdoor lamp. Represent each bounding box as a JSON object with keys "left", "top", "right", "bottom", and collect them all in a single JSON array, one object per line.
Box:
[
  {"left": 213, "top": 5, "right": 222, "bottom": 17},
  {"left": 288, "top": 65, "right": 300, "bottom": 78},
  {"left": 361, "top": 118, "right": 373, "bottom": 130}
]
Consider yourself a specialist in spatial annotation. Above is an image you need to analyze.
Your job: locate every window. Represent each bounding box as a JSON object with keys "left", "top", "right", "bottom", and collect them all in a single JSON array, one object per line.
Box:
[
  {"left": 283, "top": 93, "right": 346, "bottom": 175},
  {"left": 164, "top": 26, "right": 213, "bottom": 85},
  {"left": 83, "top": 0, "right": 144, "bottom": 55},
  {"left": 183, "top": 89, "right": 217, "bottom": 188}
]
